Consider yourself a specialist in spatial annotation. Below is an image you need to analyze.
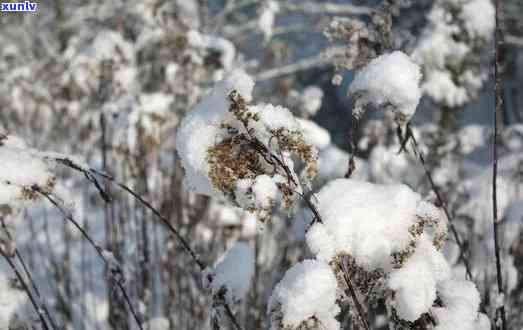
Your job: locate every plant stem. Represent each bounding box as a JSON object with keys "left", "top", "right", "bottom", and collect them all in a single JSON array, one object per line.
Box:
[{"left": 493, "top": 0, "right": 507, "bottom": 328}]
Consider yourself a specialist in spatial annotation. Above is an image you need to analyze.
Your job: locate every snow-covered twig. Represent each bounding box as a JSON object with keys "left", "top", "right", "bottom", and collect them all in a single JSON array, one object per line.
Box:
[{"left": 493, "top": 0, "right": 507, "bottom": 328}]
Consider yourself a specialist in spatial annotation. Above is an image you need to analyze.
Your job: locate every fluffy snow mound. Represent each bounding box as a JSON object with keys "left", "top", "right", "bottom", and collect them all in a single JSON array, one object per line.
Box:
[
  {"left": 388, "top": 234, "right": 451, "bottom": 321},
  {"left": 268, "top": 259, "right": 340, "bottom": 330},
  {"left": 431, "top": 279, "right": 490, "bottom": 330},
  {"left": 305, "top": 179, "right": 457, "bottom": 322},
  {"left": 349, "top": 51, "right": 422, "bottom": 123},
  {"left": 306, "top": 179, "right": 441, "bottom": 271}
]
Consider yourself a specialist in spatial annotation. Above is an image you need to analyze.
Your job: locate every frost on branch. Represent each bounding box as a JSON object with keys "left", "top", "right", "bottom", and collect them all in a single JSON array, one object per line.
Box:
[
  {"left": 348, "top": 51, "right": 422, "bottom": 125},
  {"left": 176, "top": 70, "right": 318, "bottom": 221},
  {"left": 203, "top": 242, "right": 254, "bottom": 306},
  {"left": 268, "top": 259, "right": 340, "bottom": 330}
]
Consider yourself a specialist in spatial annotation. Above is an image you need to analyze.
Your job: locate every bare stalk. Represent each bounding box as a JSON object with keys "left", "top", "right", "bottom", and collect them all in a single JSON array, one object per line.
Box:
[
  {"left": 34, "top": 188, "right": 144, "bottom": 330},
  {"left": 404, "top": 125, "right": 474, "bottom": 281},
  {"left": 0, "top": 247, "right": 51, "bottom": 330},
  {"left": 88, "top": 168, "right": 206, "bottom": 271},
  {"left": 0, "top": 219, "right": 60, "bottom": 330},
  {"left": 82, "top": 169, "right": 243, "bottom": 330},
  {"left": 339, "top": 256, "right": 370, "bottom": 330},
  {"left": 493, "top": 0, "right": 507, "bottom": 328}
]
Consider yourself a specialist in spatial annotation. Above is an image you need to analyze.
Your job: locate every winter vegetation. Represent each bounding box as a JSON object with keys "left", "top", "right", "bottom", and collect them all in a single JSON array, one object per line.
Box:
[{"left": 0, "top": 0, "right": 522, "bottom": 329}]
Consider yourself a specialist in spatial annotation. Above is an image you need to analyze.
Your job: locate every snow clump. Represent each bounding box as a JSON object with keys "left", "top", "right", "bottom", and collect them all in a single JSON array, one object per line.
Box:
[
  {"left": 268, "top": 259, "right": 340, "bottom": 330},
  {"left": 349, "top": 51, "right": 422, "bottom": 124},
  {"left": 176, "top": 70, "right": 317, "bottom": 221}
]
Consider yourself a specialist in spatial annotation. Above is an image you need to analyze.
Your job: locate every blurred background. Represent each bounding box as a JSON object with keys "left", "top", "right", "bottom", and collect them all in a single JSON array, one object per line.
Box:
[{"left": 0, "top": 0, "right": 522, "bottom": 329}]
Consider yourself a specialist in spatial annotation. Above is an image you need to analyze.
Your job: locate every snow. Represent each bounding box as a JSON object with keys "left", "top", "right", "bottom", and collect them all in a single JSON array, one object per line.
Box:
[
  {"left": 127, "top": 92, "right": 175, "bottom": 150},
  {"left": 176, "top": 70, "right": 316, "bottom": 217},
  {"left": 303, "top": 179, "right": 459, "bottom": 322},
  {"left": 422, "top": 70, "right": 468, "bottom": 108},
  {"left": 268, "top": 259, "right": 340, "bottom": 330},
  {"left": 176, "top": 69, "right": 254, "bottom": 196},
  {"left": 388, "top": 234, "right": 451, "bottom": 321},
  {"left": 139, "top": 93, "right": 174, "bottom": 116},
  {"left": 412, "top": 0, "right": 494, "bottom": 107},
  {"left": 187, "top": 30, "right": 236, "bottom": 70},
  {"left": 503, "top": 201, "right": 523, "bottom": 249},
  {"left": 251, "top": 175, "right": 280, "bottom": 210},
  {"left": 457, "top": 124, "right": 488, "bottom": 154},
  {"left": 316, "top": 146, "right": 369, "bottom": 185},
  {"left": 0, "top": 273, "right": 32, "bottom": 329},
  {"left": 431, "top": 279, "right": 489, "bottom": 330},
  {"left": 349, "top": 51, "right": 422, "bottom": 124},
  {"left": 204, "top": 242, "right": 254, "bottom": 305},
  {"left": 297, "top": 119, "right": 331, "bottom": 150},
  {"left": 144, "top": 317, "right": 169, "bottom": 330},
  {"left": 0, "top": 137, "right": 56, "bottom": 206},
  {"left": 301, "top": 86, "right": 323, "bottom": 117},
  {"left": 460, "top": 0, "right": 495, "bottom": 40},
  {"left": 248, "top": 103, "right": 301, "bottom": 146},
  {"left": 306, "top": 179, "right": 435, "bottom": 271},
  {"left": 101, "top": 250, "right": 121, "bottom": 274},
  {"left": 258, "top": 1, "right": 280, "bottom": 42},
  {"left": 368, "top": 144, "right": 411, "bottom": 184}
]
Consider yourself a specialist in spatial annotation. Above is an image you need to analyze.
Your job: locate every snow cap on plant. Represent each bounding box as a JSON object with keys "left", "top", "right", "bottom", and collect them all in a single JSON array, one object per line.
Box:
[
  {"left": 306, "top": 179, "right": 451, "bottom": 323},
  {"left": 349, "top": 51, "right": 422, "bottom": 125},
  {"left": 176, "top": 70, "right": 318, "bottom": 221}
]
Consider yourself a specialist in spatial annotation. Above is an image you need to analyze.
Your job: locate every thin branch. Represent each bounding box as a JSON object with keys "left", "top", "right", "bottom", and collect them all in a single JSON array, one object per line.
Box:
[
  {"left": 0, "top": 248, "right": 51, "bottom": 330},
  {"left": 339, "top": 256, "right": 370, "bottom": 330},
  {"left": 282, "top": 2, "right": 373, "bottom": 16},
  {"left": 493, "top": 0, "right": 507, "bottom": 328},
  {"left": 88, "top": 168, "right": 206, "bottom": 271},
  {"left": 0, "top": 219, "right": 60, "bottom": 330},
  {"left": 34, "top": 188, "right": 144, "bottom": 330},
  {"left": 84, "top": 169, "right": 244, "bottom": 330},
  {"left": 405, "top": 125, "right": 474, "bottom": 281},
  {"left": 255, "top": 53, "right": 333, "bottom": 81},
  {"left": 47, "top": 155, "right": 243, "bottom": 328}
]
